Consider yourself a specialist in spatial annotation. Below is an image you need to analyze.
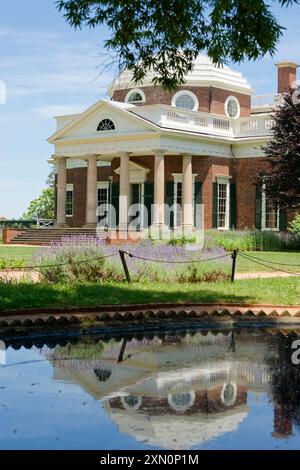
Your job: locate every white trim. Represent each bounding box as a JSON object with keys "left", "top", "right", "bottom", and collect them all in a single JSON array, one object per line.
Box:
[
  {"left": 216, "top": 177, "right": 230, "bottom": 230},
  {"left": 221, "top": 383, "right": 237, "bottom": 407},
  {"left": 172, "top": 174, "right": 197, "bottom": 228},
  {"left": 115, "top": 161, "right": 150, "bottom": 183},
  {"left": 225, "top": 96, "right": 240, "bottom": 119},
  {"left": 66, "top": 184, "right": 74, "bottom": 218},
  {"left": 261, "top": 184, "right": 280, "bottom": 231},
  {"left": 171, "top": 90, "right": 199, "bottom": 112},
  {"left": 97, "top": 181, "right": 110, "bottom": 190},
  {"left": 125, "top": 88, "right": 146, "bottom": 104}
]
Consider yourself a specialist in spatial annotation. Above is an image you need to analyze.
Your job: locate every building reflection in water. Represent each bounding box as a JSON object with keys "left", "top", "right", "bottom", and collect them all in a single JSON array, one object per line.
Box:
[{"left": 44, "top": 329, "right": 300, "bottom": 449}]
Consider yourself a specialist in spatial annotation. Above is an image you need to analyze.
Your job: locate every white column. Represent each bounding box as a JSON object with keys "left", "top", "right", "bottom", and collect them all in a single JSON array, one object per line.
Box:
[
  {"left": 55, "top": 157, "right": 67, "bottom": 227},
  {"left": 85, "top": 155, "right": 98, "bottom": 227},
  {"left": 182, "top": 154, "right": 193, "bottom": 233},
  {"left": 153, "top": 151, "right": 166, "bottom": 228},
  {"left": 119, "top": 152, "right": 130, "bottom": 231}
]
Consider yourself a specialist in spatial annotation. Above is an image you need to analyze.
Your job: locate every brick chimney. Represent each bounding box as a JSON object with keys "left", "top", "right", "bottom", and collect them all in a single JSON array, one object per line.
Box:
[{"left": 276, "top": 61, "right": 298, "bottom": 93}]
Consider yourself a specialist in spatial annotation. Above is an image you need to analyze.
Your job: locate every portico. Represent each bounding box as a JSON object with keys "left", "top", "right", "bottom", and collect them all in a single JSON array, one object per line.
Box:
[{"left": 53, "top": 150, "right": 196, "bottom": 233}]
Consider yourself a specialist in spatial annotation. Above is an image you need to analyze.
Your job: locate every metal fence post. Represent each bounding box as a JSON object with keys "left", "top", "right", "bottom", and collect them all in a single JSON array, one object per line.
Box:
[
  {"left": 119, "top": 250, "right": 131, "bottom": 283},
  {"left": 231, "top": 249, "right": 238, "bottom": 282}
]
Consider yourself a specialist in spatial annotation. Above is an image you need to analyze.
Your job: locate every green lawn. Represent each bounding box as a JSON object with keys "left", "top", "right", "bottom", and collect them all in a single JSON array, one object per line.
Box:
[
  {"left": 0, "top": 277, "right": 299, "bottom": 311},
  {"left": 0, "top": 246, "right": 299, "bottom": 273},
  {"left": 0, "top": 245, "right": 39, "bottom": 261},
  {"left": 236, "top": 251, "right": 300, "bottom": 273}
]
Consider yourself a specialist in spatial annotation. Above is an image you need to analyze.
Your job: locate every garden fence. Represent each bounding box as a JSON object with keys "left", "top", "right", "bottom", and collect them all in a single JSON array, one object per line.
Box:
[{"left": 0, "top": 249, "right": 299, "bottom": 283}]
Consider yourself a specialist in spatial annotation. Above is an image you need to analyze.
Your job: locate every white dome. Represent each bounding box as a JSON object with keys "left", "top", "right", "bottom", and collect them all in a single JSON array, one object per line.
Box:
[{"left": 108, "top": 54, "right": 252, "bottom": 96}]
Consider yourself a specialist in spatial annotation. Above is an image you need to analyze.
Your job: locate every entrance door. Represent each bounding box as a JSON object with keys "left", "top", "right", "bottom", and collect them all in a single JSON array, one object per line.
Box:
[
  {"left": 130, "top": 183, "right": 143, "bottom": 230},
  {"left": 97, "top": 183, "right": 110, "bottom": 227}
]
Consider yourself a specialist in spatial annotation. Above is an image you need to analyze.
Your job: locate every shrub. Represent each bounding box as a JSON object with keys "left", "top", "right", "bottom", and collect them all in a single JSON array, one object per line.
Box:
[
  {"left": 33, "top": 236, "right": 231, "bottom": 284},
  {"left": 204, "top": 229, "right": 300, "bottom": 252},
  {"left": 289, "top": 214, "right": 300, "bottom": 236}
]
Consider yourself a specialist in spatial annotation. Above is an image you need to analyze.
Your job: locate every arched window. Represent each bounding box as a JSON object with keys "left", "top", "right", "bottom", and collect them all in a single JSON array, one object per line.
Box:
[
  {"left": 172, "top": 90, "right": 199, "bottom": 111},
  {"left": 97, "top": 119, "right": 115, "bottom": 131},
  {"left": 128, "top": 92, "right": 143, "bottom": 103},
  {"left": 167, "top": 391, "right": 195, "bottom": 412},
  {"left": 225, "top": 96, "right": 240, "bottom": 119},
  {"left": 125, "top": 88, "right": 146, "bottom": 104}
]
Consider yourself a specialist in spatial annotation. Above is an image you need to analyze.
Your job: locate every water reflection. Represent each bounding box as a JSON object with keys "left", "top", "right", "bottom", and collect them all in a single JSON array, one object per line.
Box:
[{"left": 34, "top": 329, "right": 300, "bottom": 449}]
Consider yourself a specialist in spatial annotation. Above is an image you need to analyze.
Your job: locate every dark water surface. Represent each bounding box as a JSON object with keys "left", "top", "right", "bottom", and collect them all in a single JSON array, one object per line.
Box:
[{"left": 1, "top": 328, "right": 300, "bottom": 450}]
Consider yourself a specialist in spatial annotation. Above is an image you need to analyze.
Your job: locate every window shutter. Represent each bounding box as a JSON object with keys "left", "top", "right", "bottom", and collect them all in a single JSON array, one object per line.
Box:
[
  {"left": 230, "top": 183, "right": 237, "bottom": 229},
  {"left": 111, "top": 182, "right": 119, "bottom": 227},
  {"left": 212, "top": 182, "right": 218, "bottom": 228},
  {"left": 166, "top": 181, "right": 175, "bottom": 228},
  {"left": 143, "top": 182, "right": 154, "bottom": 227},
  {"left": 279, "top": 208, "right": 287, "bottom": 231},
  {"left": 255, "top": 185, "right": 262, "bottom": 230},
  {"left": 194, "top": 181, "right": 202, "bottom": 229}
]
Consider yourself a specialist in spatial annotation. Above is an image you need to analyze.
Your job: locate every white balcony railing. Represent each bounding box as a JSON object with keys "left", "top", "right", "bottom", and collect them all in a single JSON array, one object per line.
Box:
[{"left": 136, "top": 105, "right": 274, "bottom": 138}]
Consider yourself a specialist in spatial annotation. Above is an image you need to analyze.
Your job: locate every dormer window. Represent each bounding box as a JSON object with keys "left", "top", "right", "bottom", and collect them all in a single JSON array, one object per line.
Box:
[
  {"left": 172, "top": 90, "right": 199, "bottom": 111},
  {"left": 125, "top": 88, "right": 146, "bottom": 104},
  {"left": 97, "top": 119, "right": 115, "bottom": 131},
  {"left": 225, "top": 96, "right": 240, "bottom": 119}
]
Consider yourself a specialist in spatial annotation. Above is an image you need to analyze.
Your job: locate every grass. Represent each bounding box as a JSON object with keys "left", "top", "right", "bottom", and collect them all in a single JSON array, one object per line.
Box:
[
  {"left": 236, "top": 251, "right": 300, "bottom": 273},
  {"left": 0, "top": 245, "right": 39, "bottom": 261},
  {"left": 0, "top": 277, "right": 299, "bottom": 311}
]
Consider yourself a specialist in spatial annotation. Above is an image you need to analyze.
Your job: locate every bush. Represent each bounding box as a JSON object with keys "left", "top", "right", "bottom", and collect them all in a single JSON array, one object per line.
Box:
[
  {"left": 289, "top": 214, "right": 300, "bottom": 236},
  {"left": 33, "top": 236, "right": 231, "bottom": 284},
  {"left": 204, "top": 229, "right": 300, "bottom": 252}
]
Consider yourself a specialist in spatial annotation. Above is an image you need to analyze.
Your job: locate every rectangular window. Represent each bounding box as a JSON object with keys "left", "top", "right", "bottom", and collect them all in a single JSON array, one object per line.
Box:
[
  {"left": 66, "top": 184, "right": 73, "bottom": 217},
  {"left": 262, "top": 185, "right": 279, "bottom": 230},
  {"left": 217, "top": 179, "right": 230, "bottom": 230}
]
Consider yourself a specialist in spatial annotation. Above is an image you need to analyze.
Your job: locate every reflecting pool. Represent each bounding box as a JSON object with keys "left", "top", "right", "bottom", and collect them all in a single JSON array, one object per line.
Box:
[{"left": 1, "top": 328, "right": 300, "bottom": 449}]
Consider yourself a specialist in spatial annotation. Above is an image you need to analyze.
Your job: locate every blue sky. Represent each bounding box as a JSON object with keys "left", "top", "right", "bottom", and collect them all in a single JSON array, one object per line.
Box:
[{"left": 0, "top": 0, "right": 299, "bottom": 218}]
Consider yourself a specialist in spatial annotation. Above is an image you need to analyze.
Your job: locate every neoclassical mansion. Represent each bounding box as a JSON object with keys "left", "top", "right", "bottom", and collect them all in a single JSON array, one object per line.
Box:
[{"left": 48, "top": 56, "right": 298, "bottom": 234}]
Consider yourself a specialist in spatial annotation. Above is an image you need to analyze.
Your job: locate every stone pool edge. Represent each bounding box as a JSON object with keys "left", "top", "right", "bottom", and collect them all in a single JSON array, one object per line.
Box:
[{"left": 0, "top": 302, "right": 300, "bottom": 329}]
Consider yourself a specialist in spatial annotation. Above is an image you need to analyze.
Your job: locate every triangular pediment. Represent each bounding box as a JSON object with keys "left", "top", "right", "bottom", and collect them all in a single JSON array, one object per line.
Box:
[{"left": 48, "top": 100, "right": 158, "bottom": 142}]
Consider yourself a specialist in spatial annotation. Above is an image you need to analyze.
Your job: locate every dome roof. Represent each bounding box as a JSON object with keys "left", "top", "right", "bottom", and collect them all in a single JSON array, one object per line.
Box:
[{"left": 108, "top": 54, "right": 252, "bottom": 96}]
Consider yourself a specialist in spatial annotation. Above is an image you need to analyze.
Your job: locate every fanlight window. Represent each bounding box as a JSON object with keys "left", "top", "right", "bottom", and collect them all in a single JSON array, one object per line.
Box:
[
  {"left": 175, "top": 94, "right": 196, "bottom": 110},
  {"left": 97, "top": 119, "right": 115, "bottom": 131},
  {"left": 225, "top": 97, "right": 240, "bottom": 119},
  {"left": 128, "top": 92, "right": 143, "bottom": 103}
]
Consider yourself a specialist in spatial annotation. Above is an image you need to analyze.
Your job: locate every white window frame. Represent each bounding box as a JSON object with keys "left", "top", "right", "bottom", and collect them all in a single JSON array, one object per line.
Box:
[
  {"left": 261, "top": 184, "right": 280, "bottom": 231},
  {"left": 171, "top": 90, "right": 199, "bottom": 112},
  {"left": 125, "top": 88, "right": 146, "bottom": 104},
  {"left": 66, "top": 184, "right": 73, "bottom": 217},
  {"left": 97, "top": 181, "right": 110, "bottom": 227},
  {"left": 172, "top": 173, "right": 197, "bottom": 228},
  {"left": 224, "top": 96, "right": 240, "bottom": 119},
  {"left": 216, "top": 177, "right": 230, "bottom": 230}
]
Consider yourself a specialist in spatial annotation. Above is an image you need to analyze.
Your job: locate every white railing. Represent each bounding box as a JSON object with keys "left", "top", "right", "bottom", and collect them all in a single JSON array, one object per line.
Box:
[
  {"left": 156, "top": 106, "right": 274, "bottom": 138},
  {"left": 36, "top": 219, "right": 54, "bottom": 228},
  {"left": 251, "top": 93, "right": 282, "bottom": 108}
]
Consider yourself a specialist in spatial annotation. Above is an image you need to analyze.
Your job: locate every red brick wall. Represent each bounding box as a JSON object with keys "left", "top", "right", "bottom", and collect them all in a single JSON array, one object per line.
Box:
[
  {"left": 57, "top": 156, "right": 294, "bottom": 230},
  {"left": 277, "top": 65, "right": 297, "bottom": 93},
  {"left": 113, "top": 85, "right": 251, "bottom": 116},
  {"left": 236, "top": 158, "right": 270, "bottom": 229}
]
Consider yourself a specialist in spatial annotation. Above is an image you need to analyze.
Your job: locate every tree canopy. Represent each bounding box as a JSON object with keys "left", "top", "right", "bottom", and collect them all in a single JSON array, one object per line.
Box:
[
  {"left": 56, "top": 0, "right": 298, "bottom": 90},
  {"left": 23, "top": 171, "right": 55, "bottom": 220},
  {"left": 256, "top": 89, "right": 300, "bottom": 209}
]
